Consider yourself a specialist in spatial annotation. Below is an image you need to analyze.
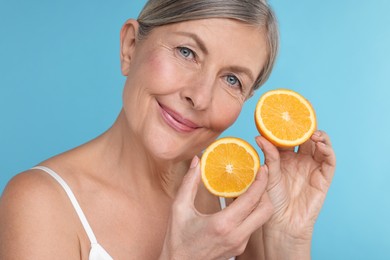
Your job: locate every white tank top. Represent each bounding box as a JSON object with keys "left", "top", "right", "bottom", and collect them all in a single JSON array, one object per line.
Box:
[{"left": 31, "top": 166, "right": 113, "bottom": 260}]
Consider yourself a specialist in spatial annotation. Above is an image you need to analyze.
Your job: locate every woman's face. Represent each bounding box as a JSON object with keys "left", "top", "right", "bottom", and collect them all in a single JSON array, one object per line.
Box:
[{"left": 121, "top": 18, "right": 268, "bottom": 161}]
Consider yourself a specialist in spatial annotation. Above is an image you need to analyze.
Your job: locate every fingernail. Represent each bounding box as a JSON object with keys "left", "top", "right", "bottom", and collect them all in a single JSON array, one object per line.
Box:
[
  {"left": 313, "top": 131, "right": 321, "bottom": 137},
  {"left": 255, "top": 136, "right": 263, "bottom": 147},
  {"left": 190, "top": 156, "right": 199, "bottom": 168}
]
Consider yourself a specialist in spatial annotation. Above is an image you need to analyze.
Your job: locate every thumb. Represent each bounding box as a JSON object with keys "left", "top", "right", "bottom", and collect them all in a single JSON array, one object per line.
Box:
[
  {"left": 255, "top": 136, "right": 282, "bottom": 188},
  {"left": 176, "top": 156, "right": 202, "bottom": 205}
]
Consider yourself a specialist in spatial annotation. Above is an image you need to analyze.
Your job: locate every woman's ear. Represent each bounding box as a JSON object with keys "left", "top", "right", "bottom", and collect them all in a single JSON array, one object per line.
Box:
[{"left": 120, "top": 19, "right": 139, "bottom": 76}]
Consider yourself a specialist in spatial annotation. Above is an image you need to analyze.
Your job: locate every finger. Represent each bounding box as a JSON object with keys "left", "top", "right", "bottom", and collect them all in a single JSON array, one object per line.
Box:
[
  {"left": 238, "top": 191, "right": 274, "bottom": 234},
  {"left": 298, "top": 135, "right": 315, "bottom": 155},
  {"left": 313, "top": 142, "right": 336, "bottom": 183},
  {"left": 218, "top": 165, "right": 268, "bottom": 224},
  {"left": 278, "top": 146, "right": 295, "bottom": 153},
  {"left": 311, "top": 130, "right": 332, "bottom": 147},
  {"left": 175, "top": 156, "right": 202, "bottom": 205},
  {"left": 312, "top": 131, "right": 335, "bottom": 165},
  {"left": 255, "top": 136, "right": 282, "bottom": 189}
]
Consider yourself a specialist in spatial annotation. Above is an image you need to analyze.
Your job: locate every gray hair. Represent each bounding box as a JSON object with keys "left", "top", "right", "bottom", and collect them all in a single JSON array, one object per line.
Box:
[{"left": 137, "top": 0, "right": 279, "bottom": 90}]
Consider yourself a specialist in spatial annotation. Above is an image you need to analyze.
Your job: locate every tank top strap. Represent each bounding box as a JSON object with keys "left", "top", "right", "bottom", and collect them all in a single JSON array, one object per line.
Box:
[
  {"left": 219, "top": 196, "right": 227, "bottom": 210},
  {"left": 31, "top": 166, "right": 98, "bottom": 244}
]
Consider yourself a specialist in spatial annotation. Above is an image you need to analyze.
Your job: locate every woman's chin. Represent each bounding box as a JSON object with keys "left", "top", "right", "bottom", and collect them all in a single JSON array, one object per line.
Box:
[{"left": 142, "top": 134, "right": 190, "bottom": 162}]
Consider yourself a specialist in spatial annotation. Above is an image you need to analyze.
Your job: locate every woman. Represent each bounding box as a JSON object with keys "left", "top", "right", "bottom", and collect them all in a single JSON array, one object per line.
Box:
[{"left": 0, "top": 0, "right": 336, "bottom": 259}]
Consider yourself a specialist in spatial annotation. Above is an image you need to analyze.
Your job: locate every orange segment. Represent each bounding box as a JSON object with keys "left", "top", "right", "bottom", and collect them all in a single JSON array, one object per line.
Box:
[
  {"left": 255, "top": 89, "right": 316, "bottom": 147},
  {"left": 201, "top": 137, "right": 260, "bottom": 198}
]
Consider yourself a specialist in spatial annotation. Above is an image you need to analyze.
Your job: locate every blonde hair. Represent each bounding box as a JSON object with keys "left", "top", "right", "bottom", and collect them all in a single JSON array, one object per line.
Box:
[{"left": 137, "top": 0, "right": 279, "bottom": 90}]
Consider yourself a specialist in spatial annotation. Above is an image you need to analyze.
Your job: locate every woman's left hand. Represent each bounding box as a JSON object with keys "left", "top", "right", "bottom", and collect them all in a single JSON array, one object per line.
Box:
[{"left": 255, "top": 130, "right": 336, "bottom": 256}]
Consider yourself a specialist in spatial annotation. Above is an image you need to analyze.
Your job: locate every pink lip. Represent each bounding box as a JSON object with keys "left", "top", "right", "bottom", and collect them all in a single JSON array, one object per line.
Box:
[{"left": 158, "top": 102, "right": 200, "bottom": 133}]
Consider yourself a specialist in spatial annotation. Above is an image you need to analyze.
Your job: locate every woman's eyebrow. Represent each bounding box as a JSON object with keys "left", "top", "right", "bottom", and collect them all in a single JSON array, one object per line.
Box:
[{"left": 173, "top": 31, "right": 209, "bottom": 55}]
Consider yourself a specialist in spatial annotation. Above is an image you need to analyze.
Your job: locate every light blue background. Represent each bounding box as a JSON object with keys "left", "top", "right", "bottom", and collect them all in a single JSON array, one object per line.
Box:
[{"left": 1, "top": 0, "right": 389, "bottom": 259}]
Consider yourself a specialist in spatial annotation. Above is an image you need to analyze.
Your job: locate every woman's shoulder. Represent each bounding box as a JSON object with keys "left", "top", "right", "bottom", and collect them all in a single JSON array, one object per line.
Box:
[
  {"left": 0, "top": 168, "right": 82, "bottom": 258},
  {"left": 1, "top": 166, "right": 68, "bottom": 204},
  {"left": 0, "top": 167, "right": 78, "bottom": 230}
]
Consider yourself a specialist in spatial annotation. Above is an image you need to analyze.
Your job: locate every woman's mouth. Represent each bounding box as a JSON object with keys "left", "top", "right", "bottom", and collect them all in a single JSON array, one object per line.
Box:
[{"left": 158, "top": 102, "right": 200, "bottom": 133}]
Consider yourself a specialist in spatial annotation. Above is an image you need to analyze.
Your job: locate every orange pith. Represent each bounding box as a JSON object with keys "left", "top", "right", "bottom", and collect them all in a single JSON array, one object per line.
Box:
[
  {"left": 255, "top": 89, "right": 316, "bottom": 147},
  {"left": 201, "top": 137, "right": 260, "bottom": 198}
]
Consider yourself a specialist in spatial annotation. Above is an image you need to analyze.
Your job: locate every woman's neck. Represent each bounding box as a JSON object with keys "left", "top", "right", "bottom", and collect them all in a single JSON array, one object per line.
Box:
[{"left": 85, "top": 109, "right": 190, "bottom": 199}]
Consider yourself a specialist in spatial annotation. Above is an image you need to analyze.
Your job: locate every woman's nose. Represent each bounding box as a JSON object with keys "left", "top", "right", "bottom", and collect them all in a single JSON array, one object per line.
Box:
[{"left": 181, "top": 73, "right": 215, "bottom": 110}]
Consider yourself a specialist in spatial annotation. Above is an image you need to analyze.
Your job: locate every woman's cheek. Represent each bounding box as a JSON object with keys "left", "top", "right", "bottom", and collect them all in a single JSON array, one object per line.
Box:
[
  {"left": 144, "top": 52, "right": 185, "bottom": 93},
  {"left": 211, "top": 101, "right": 242, "bottom": 132}
]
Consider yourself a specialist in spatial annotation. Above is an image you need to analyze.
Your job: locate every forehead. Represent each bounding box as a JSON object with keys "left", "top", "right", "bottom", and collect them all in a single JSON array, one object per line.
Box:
[{"left": 144, "top": 18, "right": 268, "bottom": 76}]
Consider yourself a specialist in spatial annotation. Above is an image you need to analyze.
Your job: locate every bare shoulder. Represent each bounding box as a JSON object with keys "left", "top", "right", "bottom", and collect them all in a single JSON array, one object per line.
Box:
[{"left": 0, "top": 169, "right": 81, "bottom": 259}]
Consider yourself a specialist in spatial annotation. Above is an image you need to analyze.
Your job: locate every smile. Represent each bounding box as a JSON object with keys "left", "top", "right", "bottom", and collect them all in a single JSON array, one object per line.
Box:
[{"left": 158, "top": 102, "right": 200, "bottom": 133}]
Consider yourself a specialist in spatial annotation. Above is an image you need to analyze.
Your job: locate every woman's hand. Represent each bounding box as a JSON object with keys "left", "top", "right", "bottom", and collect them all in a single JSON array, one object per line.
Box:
[
  {"left": 159, "top": 156, "right": 273, "bottom": 260},
  {"left": 255, "top": 130, "right": 336, "bottom": 258}
]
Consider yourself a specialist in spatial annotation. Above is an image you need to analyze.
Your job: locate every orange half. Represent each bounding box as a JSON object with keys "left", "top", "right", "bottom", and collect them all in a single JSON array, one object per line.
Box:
[
  {"left": 255, "top": 89, "right": 316, "bottom": 147},
  {"left": 201, "top": 137, "right": 260, "bottom": 198}
]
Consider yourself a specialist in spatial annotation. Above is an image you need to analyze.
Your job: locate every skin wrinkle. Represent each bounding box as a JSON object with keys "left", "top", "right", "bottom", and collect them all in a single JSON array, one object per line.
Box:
[{"left": 115, "top": 115, "right": 167, "bottom": 194}]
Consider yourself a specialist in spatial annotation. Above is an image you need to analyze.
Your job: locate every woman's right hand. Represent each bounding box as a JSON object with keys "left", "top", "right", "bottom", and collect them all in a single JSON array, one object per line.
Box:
[{"left": 159, "top": 156, "right": 273, "bottom": 260}]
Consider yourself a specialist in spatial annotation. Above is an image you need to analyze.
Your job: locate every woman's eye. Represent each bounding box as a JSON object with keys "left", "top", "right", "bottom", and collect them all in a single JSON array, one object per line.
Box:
[
  {"left": 178, "top": 47, "right": 195, "bottom": 59},
  {"left": 225, "top": 75, "right": 242, "bottom": 89}
]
